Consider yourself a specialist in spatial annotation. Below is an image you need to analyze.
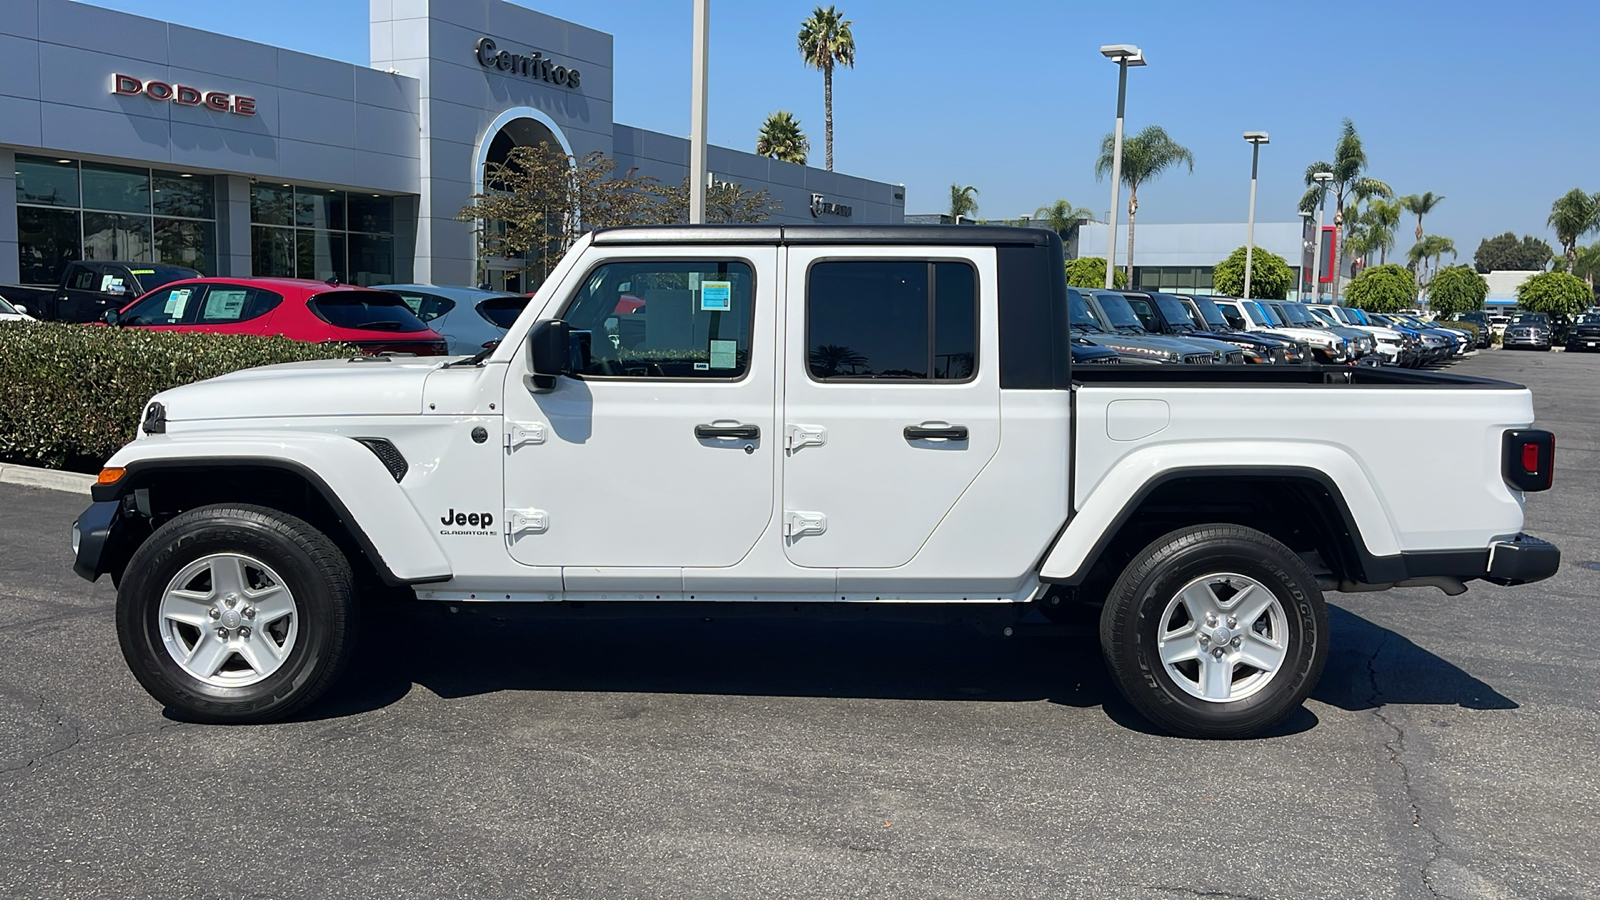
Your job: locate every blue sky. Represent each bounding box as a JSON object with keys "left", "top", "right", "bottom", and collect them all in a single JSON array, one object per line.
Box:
[{"left": 86, "top": 0, "right": 1599, "bottom": 262}]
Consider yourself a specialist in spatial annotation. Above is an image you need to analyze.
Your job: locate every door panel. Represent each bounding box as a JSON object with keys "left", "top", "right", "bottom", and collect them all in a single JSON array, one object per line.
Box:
[
  {"left": 502, "top": 247, "right": 778, "bottom": 571},
  {"left": 782, "top": 248, "right": 1001, "bottom": 569}
]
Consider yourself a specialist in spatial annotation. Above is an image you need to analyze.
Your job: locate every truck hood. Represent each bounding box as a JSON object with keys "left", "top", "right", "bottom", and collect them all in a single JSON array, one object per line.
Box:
[{"left": 149, "top": 357, "right": 444, "bottom": 422}]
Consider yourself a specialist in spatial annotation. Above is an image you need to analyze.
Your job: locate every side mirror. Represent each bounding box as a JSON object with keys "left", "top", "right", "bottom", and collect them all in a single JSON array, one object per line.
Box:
[
  {"left": 102, "top": 308, "right": 121, "bottom": 327},
  {"left": 526, "top": 319, "right": 591, "bottom": 393},
  {"left": 12, "top": 304, "right": 26, "bottom": 315}
]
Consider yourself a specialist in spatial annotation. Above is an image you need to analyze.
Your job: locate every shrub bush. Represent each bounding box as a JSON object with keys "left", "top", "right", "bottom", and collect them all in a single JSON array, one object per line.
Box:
[
  {"left": 0, "top": 323, "right": 351, "bottom": 472},
  {"left": 1440, "top": 319, "right": 1480, "bottom": 340}
]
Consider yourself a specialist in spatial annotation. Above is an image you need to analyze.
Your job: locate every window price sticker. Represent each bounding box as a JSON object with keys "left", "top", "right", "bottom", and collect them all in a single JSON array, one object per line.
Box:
[{"left": 700, "top": 281, "right": 732, "bottom": 311}]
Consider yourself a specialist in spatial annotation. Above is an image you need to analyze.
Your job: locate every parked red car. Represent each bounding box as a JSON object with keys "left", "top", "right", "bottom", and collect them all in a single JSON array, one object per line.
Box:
[{"left": 106, "top": 277, "right": 449, "bottom": 355}]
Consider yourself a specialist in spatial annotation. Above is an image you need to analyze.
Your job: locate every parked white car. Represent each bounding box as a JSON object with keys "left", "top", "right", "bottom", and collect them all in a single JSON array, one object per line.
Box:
[{"left": 0, "top": 295, "right": 37, "bottom": 322}]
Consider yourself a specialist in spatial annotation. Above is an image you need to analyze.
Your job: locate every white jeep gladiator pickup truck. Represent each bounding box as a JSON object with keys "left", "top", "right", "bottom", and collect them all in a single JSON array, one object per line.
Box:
[{"left": 72, "top": 226, "right": 1559, "bottom": 737}]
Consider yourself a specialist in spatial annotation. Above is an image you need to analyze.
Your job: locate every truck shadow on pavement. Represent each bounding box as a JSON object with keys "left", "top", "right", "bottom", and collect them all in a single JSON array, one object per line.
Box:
[{"left": 296, "top": 600, "right": 1516, "bottom": 736}]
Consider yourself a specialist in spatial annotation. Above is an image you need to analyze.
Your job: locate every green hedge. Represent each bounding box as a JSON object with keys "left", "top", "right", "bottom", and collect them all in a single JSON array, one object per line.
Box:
[
  {"left": 1441, "top": 319, "right": 1481, "bottom": 339},
  {"left": 0, "top": 323, "right": 351, "bottom": 472}
]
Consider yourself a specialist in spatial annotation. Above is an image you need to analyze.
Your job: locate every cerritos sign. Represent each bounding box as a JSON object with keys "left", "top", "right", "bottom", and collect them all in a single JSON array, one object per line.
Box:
[
  {"left": 112, "top": 74, "right": 256, "bottom": 115},
  {"left": 474, "top": 37, "right": 581, "bottom": 90}
]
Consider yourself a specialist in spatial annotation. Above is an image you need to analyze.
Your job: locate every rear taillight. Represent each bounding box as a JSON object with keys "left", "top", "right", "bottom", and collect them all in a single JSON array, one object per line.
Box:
[{"left": 1503, "top": 429, "right": 1555, "bottom": 492}]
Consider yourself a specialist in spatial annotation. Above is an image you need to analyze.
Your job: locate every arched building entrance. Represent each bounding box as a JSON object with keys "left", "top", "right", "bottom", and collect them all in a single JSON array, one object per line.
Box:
[{"left": 472, "top": 108, "right": 575, "bottom": 293}]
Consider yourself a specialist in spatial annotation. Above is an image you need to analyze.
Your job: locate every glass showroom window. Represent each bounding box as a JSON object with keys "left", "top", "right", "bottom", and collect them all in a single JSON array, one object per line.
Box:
[
  {"left": 251, "top": 185, "right": 395, "bottom": 285},
  {"left": 13, "top": 156, "right": 217, "bottom": 285}
]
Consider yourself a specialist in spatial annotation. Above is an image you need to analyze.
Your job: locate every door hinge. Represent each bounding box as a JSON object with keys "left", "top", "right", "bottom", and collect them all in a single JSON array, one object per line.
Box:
[
  {"left": 505, "top": 421, "right": 547, "bottom": 449},
  {"left": 784, "top": 510, "right": 827, "bottom": 538},
  {"left": 784, "top": 424, "right": 827, "bottom": 452},
  {"left": 506, "top": 508, "right": 550, "bottom": 536}
]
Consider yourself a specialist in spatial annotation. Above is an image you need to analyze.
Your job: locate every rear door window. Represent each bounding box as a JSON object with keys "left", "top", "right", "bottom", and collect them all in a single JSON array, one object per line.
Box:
[
  {"left": 67, "top": 265, "right": 101, "bottom": 291},
  {"left": 806, "top": 260, "right": 977, "bottom": 381},
  {"left": 475, "top": 295, "right": 530, "bottom": 329},
  {"left": 307, "top": 290, "right": 429, "bottom": 332},
  {"left": 198, "top": 286, "right": 283, "bottom": 324}
]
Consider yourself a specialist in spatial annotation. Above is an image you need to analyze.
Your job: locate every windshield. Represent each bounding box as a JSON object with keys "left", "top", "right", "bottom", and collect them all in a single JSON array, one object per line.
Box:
[
  {"left": 1188, "top": 297, "right": 1229, "bottom": 328},
  {"left": 1251, "top": 301, "right": 1283, "bottom": 326},
  {"left": 1347, "top": 308, "right": 1371, "bottom": 325},
  {"left": 1154, "top": 295, "right": 1200, "bottom": 329},
  {"left": 1276, "top": 302, "right": 1318, "bottom": 326},
  {"left": 0, "top": 296, "right": 18, "bottom": 315},
  {"left": 129, "top": 264, "right": 201, "bottom": 291},
  {"left": 1575, "top": 313, "right": 1600, "bottom": 325},
  {"left": 1067, "top": 290, "right": 1106, "bottom": 331},
  {"left": 1306, "top": 308, "right": 1340, "bottom": 327},
  {"left": 307, "top": 290, "right": 429, "bottom": 332},
  {"left": 1093, "top": 292, "right": 1146, "bottom": 330},
  {"left": 1512, "top": 313, "right": 1548, "bottom": 325}
]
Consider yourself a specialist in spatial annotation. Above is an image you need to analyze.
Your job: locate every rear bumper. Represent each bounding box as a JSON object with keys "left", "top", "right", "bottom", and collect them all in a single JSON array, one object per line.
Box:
[{"left": 1394, "top": 533, "right": 1561, "bottom": 587}]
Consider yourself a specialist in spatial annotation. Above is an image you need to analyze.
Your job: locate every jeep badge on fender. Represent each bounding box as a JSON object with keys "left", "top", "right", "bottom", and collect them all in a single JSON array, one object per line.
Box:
[{"left": 440, "top": 509, "right": 494, "bottom": 534}]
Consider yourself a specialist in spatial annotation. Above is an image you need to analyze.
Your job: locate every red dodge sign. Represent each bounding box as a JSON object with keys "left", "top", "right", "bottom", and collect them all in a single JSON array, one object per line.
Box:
[{"left": 112, "top": 74, "right": 256, "bottom": 116}]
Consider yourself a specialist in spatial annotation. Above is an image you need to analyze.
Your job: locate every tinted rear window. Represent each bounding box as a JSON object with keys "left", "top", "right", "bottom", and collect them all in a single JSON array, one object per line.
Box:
[
  {"left": 307, "top": 290, "right": 428, "bottom": 332},
  {"left": 475, "top": 295, "right": 530, "bottom": 329}
]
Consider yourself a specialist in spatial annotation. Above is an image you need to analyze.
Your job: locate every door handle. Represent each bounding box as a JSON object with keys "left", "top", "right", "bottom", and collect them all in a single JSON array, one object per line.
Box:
[
  {"left": 695, "top": 423, "right": 760, "bottom": 440},
  {"left": 904, "top": 424, "right": 968, "bottom": 441}
]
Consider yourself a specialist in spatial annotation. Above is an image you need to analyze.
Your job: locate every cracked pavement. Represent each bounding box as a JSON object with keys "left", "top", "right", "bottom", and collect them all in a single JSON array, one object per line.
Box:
[{"left": 2, "top": 349, "right": 1597, "bottom": 899}]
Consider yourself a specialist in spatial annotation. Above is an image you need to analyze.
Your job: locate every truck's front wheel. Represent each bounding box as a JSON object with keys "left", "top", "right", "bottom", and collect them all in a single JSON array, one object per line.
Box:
[
  {"left": 1099, "top": 525, "right": 1327, "bottom": 738},
  {"left": 116, "top": 505, "right": 357, "bottom": 723}
]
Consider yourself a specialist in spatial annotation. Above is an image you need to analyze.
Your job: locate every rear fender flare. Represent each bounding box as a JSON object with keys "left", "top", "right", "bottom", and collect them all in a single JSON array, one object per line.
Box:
[{"left": 1041, "top": 444, "right": 1399, "bottom": 584}]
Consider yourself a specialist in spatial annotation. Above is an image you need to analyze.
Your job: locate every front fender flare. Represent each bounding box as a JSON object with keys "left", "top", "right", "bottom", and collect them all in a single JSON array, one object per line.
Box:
[
  {"left": 97, "top": 432, "right": 453, "bottom": 584},
  {"left": 1041, "top": 443, "right": 1400, "bottom": 584}
]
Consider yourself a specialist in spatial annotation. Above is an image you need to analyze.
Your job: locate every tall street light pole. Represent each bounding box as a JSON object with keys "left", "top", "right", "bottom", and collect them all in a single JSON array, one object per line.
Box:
[
  {"left": 1241, "top": 131, "right": 1269, "bottom": 300},
  {"left": 688, "top": 0, "right": 710, "bottom": 225},
  {"left": 1100, "top": 44, "right": 1144, "bottom": 290},
  {"left": 1297, "top": 210, "right": 1313, "bottom": 299},
  {"left": 1310, "top": 171, "right": 1334, "bottom": 301}
]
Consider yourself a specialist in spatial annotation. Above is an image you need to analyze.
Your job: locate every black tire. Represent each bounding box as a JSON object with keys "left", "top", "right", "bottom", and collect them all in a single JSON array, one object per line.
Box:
[
  {"left": 1099, "top": 524, "right": 1328, "bottom": 738},
  {"left": 116, "top": 504, "right": 357, "bottom": 723}
]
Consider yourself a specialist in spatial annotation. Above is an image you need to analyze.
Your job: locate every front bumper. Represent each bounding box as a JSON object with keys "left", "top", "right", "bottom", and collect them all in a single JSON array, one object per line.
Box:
[{"left": 72, "top": 500, "right": 131, "bottom": 582}]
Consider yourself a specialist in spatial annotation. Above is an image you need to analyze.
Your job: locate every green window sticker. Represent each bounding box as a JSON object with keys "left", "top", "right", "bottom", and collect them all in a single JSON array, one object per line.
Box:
[{"left": 709, "top": 339, "right": 738, "bottom": 369}]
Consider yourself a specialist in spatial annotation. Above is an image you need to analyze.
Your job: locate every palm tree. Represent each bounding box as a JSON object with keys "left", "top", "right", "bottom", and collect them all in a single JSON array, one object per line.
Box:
[
  {"left": 1408, "top": 234, "right": 1457, "bottom": 296},
  {"left": 1095, "top": 125, "right": 1194, "bottom": 283},
  {"left": 1033, "top": 199, "right": 1094, "bottom": 237},
  {"left": 948, "top": 184, "right": 979, "bottom": 221},
  {"left": 808, "top": 344, "right": 867, "bottom": 375},
  {"left": 1298, "top": 119, "right": 1393, "bottom": 301},
  {"left": 1547, "top": 188, "right": 1600, "bottom": 272},
  {"left": 755, "top": 111, "right": 808, "bottom": 165},
  {"left": 1572, "top": 243, "right": 1600, "bottom": 291},
  {"left": 797, "top": 6, "right": 855, "bottom": 172},
  {"left": 1401, "top": 191, "right": 1445, "bottom": 242},
  {"left": 1363, "top": 198, "right": 1402, "bottom": 265}
]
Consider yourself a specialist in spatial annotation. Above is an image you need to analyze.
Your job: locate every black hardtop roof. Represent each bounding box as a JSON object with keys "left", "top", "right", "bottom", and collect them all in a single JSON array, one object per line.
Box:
[{"left": 590, "top": 224, "right": 1058, "bottom": 248}]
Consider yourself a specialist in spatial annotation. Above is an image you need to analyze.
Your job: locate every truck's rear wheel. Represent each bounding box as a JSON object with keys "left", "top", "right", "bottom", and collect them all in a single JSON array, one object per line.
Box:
[
  {"left": 1099, "top": 524, "right": 1327, "bottom": 738},
  {"left": 116, "top": 504, "right": 356, "bottom": 723}
]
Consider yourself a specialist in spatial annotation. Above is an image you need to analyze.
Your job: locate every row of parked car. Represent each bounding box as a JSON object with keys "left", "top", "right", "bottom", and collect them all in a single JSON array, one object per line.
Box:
[
  {"left": 1067, "top": 288, "right": 1478, "bottom": 368},
  {"left": 0, "top": 260, "right": 1487, "bottom": 368},
  {"left": 0, "top": 261, "right": 530, "bottom": 357}
]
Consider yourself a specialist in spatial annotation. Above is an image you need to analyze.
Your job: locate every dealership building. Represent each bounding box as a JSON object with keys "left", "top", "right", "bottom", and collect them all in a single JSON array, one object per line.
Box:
[
  {"left": 1076, "top": 220, "right": 1324, "bottom": 300},
  {"left": 0, "top": 0, "right": 905, "bottom": 292}
]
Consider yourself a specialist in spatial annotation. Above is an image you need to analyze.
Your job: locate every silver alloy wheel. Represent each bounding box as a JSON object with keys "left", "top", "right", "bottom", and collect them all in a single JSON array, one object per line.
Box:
[
  {"left": 1155, "top": 572, "right": 1289, "bottom": 703},
  {"left": 157, "top": 553, "right": 299, "bottom": 687}
]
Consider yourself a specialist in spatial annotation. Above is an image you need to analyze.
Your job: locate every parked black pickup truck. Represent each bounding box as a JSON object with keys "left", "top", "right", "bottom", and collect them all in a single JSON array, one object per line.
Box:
[{"left": 0, "top": 261, "right": 200, "bottom": 323}]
